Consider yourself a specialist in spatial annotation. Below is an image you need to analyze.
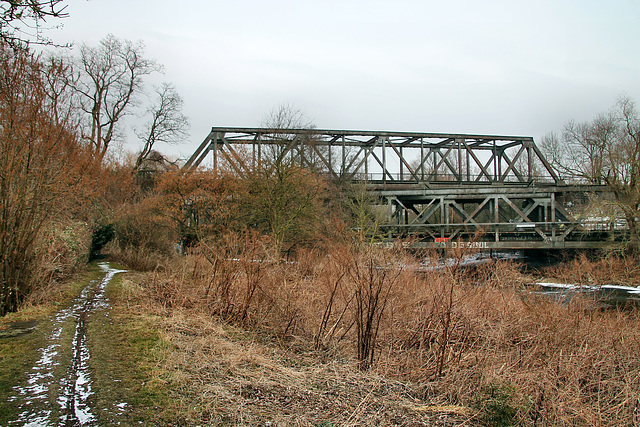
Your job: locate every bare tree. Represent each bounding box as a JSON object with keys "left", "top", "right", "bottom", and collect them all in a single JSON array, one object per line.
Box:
[
  {"left": 42, "top": 52, "right": 80, "bottom": 126},
  {"left": 542, "top": 115, "right": 616, "bottom": 184},
  {"left": 243, "top": 104, "right": 329, "bottom": 249},
  {"left": 260, "top": 103, "right": 359, "bottom": 179},
  {"left": 133, "top": 82, "right": 189, "bottom": 172},
  {"left": 542, "top": 96, "right": 640, "bottom": 251},
  {"left": 263, "top": 102, "right": 312, "bottom": 130},
  {"left": 343, "top": 180, "right": 386, "bottom": 245},
  {"left": 606, "top": 98, "right": 640, "bottom": 251},
  {"left": 0, "top": 0, "right": 68, "bottom": 49},
  {"left": 75, "top": 34, "right": 162, "bottom": 161},
  {"left": 260, "top": 103, "right": 315, "bottom": 169}
]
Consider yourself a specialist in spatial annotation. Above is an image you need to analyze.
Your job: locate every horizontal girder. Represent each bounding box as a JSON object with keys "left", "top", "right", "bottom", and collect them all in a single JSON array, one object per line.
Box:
[
  {"left": 185, "top": 127, "right": 563, "bottom": 186},
  {"left": 384, "top": 188, "right": 623, "bottom": 250}
]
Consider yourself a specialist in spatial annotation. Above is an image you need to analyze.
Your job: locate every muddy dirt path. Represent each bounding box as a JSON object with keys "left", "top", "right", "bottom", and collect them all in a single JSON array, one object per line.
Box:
[{"left": 7, "top": 263, "right": 127, "bottom": 426}]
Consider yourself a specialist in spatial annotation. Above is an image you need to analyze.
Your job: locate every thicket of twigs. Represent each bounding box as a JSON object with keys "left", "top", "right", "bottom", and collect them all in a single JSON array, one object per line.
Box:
[
  {"left": 0, "top": 44, "right": 101, "bottom": 314},
  {"left": 120, "top": 233, "right": 640, "bottom": 426}
]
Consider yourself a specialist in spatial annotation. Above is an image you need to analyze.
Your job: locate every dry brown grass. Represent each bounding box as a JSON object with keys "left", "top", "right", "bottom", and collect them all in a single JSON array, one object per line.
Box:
[
  {"left": 385, "top": 258, "right": 640, "bottom": 426},
  {"left": 151, "top": 310, "right": 467, "bottom": 426},
  {"left": 132, "top": 240, "right": 640, "bottom": 426}
]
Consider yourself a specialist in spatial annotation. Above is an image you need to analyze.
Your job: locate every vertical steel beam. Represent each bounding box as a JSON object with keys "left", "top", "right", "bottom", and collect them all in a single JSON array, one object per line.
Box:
[
  {"left": 341, "top": 135, "right": 346, "bottom": 176},
  {"left": 420, "top": 138, "right": 425, "bottom": 181},
  {"left": 400, "top": 145, "right": 404, "bottom": 181},
  {"left": 212, "top": 133, "right": 219, "bottom": 171},
  {"left": 457, "top": 138, "right": 462, "bottom": 183},
  {"left": 382, "top": 136, "right": 387, "bottom": 184}
]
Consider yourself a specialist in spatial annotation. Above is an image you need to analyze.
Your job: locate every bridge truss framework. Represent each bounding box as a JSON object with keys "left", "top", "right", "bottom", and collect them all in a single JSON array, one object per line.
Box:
[{"left": 186, "top": 127, "right": 621, "bottom": 250}]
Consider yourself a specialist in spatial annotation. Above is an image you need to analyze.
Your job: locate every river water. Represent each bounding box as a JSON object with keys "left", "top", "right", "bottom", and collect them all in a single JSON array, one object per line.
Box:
[
  {"left": 423, "top": 251, "right": 640, "bottom": 307},
  {"left": 7, "top": 263, "right": 127, "bottom": 426},
  {"left": 533, "top": 281, "right": 640, "bottom": 307}
]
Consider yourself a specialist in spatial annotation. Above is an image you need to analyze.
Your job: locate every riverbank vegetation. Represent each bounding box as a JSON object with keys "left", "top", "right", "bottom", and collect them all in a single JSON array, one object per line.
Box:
[{"left": 106, "top": 241, "right": 639, "bottom": 426}]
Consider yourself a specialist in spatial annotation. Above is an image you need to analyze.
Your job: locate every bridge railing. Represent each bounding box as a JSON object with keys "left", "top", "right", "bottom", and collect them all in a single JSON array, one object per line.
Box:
[
  {"left": 351, "top": 172, "right": 561, "bottom": 185},
  {"left": 381, "top": 220, "right": 628, "bottom": 232}
]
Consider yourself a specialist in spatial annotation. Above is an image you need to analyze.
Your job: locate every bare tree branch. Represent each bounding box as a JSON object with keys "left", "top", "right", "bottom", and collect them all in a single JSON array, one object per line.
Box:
[
  {"left": 134, "top": 82, "right": 189, "bottom": 171},
  {"left": 0, "top": 44, "right": 93, "bottom": 314},
  {"left": 0, "top": 0, "right": 69, "bottom": 49}
]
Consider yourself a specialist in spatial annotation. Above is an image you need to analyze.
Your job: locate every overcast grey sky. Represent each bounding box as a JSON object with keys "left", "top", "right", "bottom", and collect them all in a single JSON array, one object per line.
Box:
[{"left": 50, "top": 0, "right": 640, "bottom": 159}]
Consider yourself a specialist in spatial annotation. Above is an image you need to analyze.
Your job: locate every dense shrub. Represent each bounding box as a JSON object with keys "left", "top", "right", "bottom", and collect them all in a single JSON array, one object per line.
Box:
[
  {"left": 24, "top": 220, "right": 92, "bottom": 306},
  {"left": 89, "top": 224, "right": 115, "bottom": 260},
  {"left": 106, "top": 200, "right": 175, "bottom": 271},
  {"left": 0, "top": 44, "right": 96, "bottom": 315}
]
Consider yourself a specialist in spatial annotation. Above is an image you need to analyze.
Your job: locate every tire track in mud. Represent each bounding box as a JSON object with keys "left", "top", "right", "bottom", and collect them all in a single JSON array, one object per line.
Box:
[{"left": 8, "top": 263, "right": 127, "bottom": 426}]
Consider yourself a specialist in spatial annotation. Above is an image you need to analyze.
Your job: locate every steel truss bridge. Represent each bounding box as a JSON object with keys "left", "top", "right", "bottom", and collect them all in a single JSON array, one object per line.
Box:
[{"left": 186, "top": 127, "right": 623, "bottom": 250}]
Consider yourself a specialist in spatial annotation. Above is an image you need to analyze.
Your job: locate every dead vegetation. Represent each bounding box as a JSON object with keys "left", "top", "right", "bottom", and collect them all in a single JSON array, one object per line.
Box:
[
  {"left": 150, "top": 310, "right": 465, "bottom": 426},
  {"left": 119, "top": 239, "right": 640, "bottom": 426}
]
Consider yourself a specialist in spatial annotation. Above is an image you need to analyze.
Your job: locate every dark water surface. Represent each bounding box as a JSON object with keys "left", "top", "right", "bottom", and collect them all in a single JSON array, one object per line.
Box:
[{"left": 424, "top": 250, "right": 640, "bottom": 307}]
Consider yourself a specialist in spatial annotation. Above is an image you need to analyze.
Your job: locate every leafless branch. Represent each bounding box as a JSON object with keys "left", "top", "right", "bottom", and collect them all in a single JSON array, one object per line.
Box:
[
  {"left": 75, "top": 34, "right": 162, "bottom": 161},
  {"left": 134, "top": 82, "right": 190, "bottom": 171},
  {"left": 1, "top": 0, "right": 69, "bottom": 49}
]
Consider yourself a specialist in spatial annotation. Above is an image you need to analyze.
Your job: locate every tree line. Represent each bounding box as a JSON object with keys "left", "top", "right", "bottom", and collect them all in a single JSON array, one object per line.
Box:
[
  {"left": 0, "top": 29, "right": 193, "bottom": 315},
  {"left": 541, "top": 97, "right": 640, "bottom": 252}
]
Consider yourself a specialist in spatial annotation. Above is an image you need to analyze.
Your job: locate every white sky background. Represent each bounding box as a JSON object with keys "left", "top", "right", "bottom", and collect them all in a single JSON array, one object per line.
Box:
[{"left": 47, "top": 0, "right": 640, "bottom": 160}]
